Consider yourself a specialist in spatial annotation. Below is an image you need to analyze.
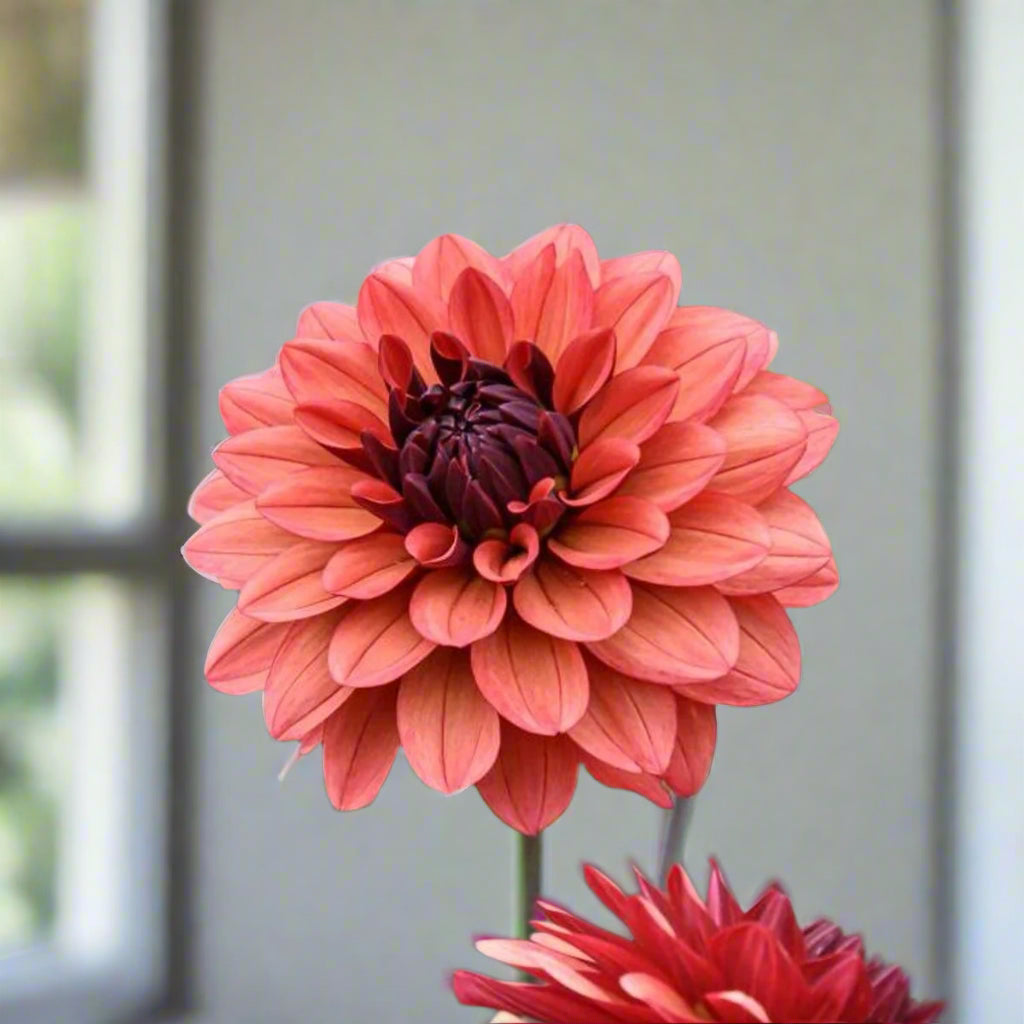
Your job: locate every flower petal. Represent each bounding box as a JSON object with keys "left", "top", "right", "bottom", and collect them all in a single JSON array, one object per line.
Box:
[
  {"left": 579, "top": 752, "right": 673, "bottom": 809},
  {"left": 568, "top": 657, "right": 676, "bottom": 773},
  {"left": 663, "top": 696, "right": 717, "bottom": 796},
  {"left": 742, "top": 370, "right": 828, "bottom": 410},
  {"left": 707, "top": 394, "right": 808, "bottom": 504},
  {"left": 397, "top": 646, "right": 500, "bottom": 794},
  {"left": 409, "top": 569, "right": 507, "bottom": 647},
  {"left": 772, "top": 556, "right": 839, "bottom": 607},
  {"left": 587, "top": 584, "right": 739, "bottom": 685},
  {"left": 448, "top": 268, "right": 513, "bottom": 363},
  {"left": 204, "top": 608, "right": 289, "bottom": 694},
  {"left": 403, "top": 522, "right": 468, "bottom": 568},
  {"left": 593, "top": 271, "right": 679, "bottom": 369},
  {"left": 238, "top": 540, "right": 345, "bottom": 622},
  {"left": 784, "top": 409, "right": 839, "bottom": 485},
  {"left": 181, "top": 500, "right": 293, "bottom": 587},
  {"left": 677, "top": 595, "right": 800, "bottom": 706},
  {"left": 212, "top": 425, "right": 340, "bottom": 495},
  {"left": 475, "top": 725, "right": 578, "bottom": 835},
  {"left": 716, "top": 490, "right": 831, "bottom": 596},
  {"left": 413, "top": 233, "right": 505, "bottom": 301},
  {"left": 322, "top": 685, "right": 400, "bottom": 810},
  {"left": 278, "top": 337, "right": 387, "bottom": 419},
  {"left": 615, "top": 422, "right": 726, "bottom": 512},
  {"left": 566, "top": 438, "right": 640, "bottom": 507},
  {"left": 263, "top": 609, "right": 352, "bottom": 739},
  {"left": 322, "top": 532, "right": 416, "bottom": 599},
  {"left": 470, "top": 612, "right": 588, "bottom": 735},
  {"left": 513, "top": 560, "right": 632, "bottom": 642},
  {"left": 292, "top": 400, "right": 390, "bottom": 451},
  {"left": 295, "top": 301, "right": 363, "bottom": 342},
  {"left": 534, "top": 249, "right": 595, "bottom": 364},
  {"left": 622, "top": 492, "right": 770, "bottom": 587},
  {"left": 702, "top": 991, "right": 771, "bottom": 1024},
  {"left": 502, "top": 223, "right": 601, "bottom": 288},
  {"left": 187, "top": 469, "right": 249, "bottom": 524},
  {"left": 473, "top": 524, "right": 540, "bottom": 584},
  {"left": 601, "top": 250, "right": 682, "bottom": 292},
  {"left": 549, "top": 497, "right": 670, "bottom": 571},
  {"left": 328, "top": 583, "right": 436, "bottom": 687},
  {"left": 619, "top": 972, "right": 703, "bottom": 1023},
  {"left": 256, "top": 465, "right": 380, "bottom": 542},
  {"left": 219, "top": 367, "right": 293, "bottom": 434},
  {"left": 577, "top": 366, "right": 678, "bottom": 449},
  {"left": 552, "top": 327, "right": 617, "bottom": 414}
]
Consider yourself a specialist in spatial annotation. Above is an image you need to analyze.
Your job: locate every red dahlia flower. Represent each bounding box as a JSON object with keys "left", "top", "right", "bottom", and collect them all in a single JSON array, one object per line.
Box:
[
  {"left": 453, "top": 860, "right": 943, "bottom": 1023},
  {"left": 183, "top": 224, "right": 838, "bottom": 832}
]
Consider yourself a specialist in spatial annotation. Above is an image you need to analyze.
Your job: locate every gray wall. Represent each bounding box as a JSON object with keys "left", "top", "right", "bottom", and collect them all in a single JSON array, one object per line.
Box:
[{"left": 188, "top": 2, "right": 941, "bottom": 1021}]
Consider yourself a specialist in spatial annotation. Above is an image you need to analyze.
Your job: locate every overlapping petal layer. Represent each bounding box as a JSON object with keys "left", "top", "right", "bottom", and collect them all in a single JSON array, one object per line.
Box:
[{"left": 183, "top": 224, "right": 838, "bottom": 831}]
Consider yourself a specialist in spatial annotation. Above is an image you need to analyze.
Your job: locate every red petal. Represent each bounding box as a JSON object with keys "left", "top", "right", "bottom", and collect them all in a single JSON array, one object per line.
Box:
[
  {"left": 772, "top": 556, "right": 839, "bottom": 607},
  {"left": 502, "top": 224, "right": 601, "bottom": 288},
  {"left": 238, "top": 540, "right": 345, "bottom": 622},
  {"left": 328, "top": 583, "right": 435, "bottom": 687},
  {"left": 707, "top": 394, "right": 808, "bottom": 504},
  {"left": 618, "top": 973, "right": 703, "bottom": 1023},
  {"left": 475, "top": 726, "right": 578, "bottom": 834},
  {"left": 548, "top": 497, "right": 670, "bottom": 571},
  {"left": 397, "top": 646, "right": 500, "bottom": 793},
  {"left": 784, "top": 410, "right": 839, "bottom": 485},
  {"left": 566, "top": 438, "right": 640, "bottom": 507},
  {"left": 219, "top": 367, "right": 293, "bottom": 434},
  {"left": 552, "top": 327, "right": 616, "bottom": 414},
  {"left": 702, "top": 991, "right": 771, "bottom": 1023},
  {"left": 678, "top": 595, "right": 800, "bottom": 706},
  {"left": 256, "top": 465, "right": 380, "bottom": 541},
  {"left": 716, "top": 489, "right": 832, "bottom": 596},
  {"left": 615, "top": 422, "right": 726, "bottom": 512},
  {"left": 470, "top": 613, "right": 588, "bottom": 734},
  {"left": 263, "top": 610, "right": 352, "bottom": 739},
  {"left": 448, "top": 268, "right": 513, "bottom": 363},
  {"left": 593, "top": 271, "right": 679, "bottom": 369},
  {"left": 292, "top": 399, "right": 390, "bottom": 450},
  {"left": 568, "top": 657, "right": 676, "bottom": 773},
  {"left": 322, "top": 533, "right": 415, "bottom": 599},
  {"left": 513, "top": 560, "right": 632, "bottom": 642},
  {"left": 278, "top": 337, "right": 387, "bottom": 420},
  {"left": 204, "top": 608, "right": 289, "bottom": 694},
  {"left": 587, "top": 584, "right": 739, "bottom": 685},
  {"left": 580, "top": 752, "right": 673, "bottom": 808},
  {"left": 295, "top": 301, "right": 363, "bottom": 342},
  {"left": 622, "top": 492, "right": 770, "bottom": 587},
  {"left": 663, "top": 697, "right": 717, "bottom": 796},
  {"left": 409, "top": 569, "right": 507, "bottom": 647},
  {"left": 472, "top": 524, "right": 540, "bottom": 584},
  {"left": 187, "top": 469, "right": 248, "bottom": 524},
  {"left": 212, "top": 425, "right": 340, "bottom": 495},
  {"left": 742, "top": 370, "right": 828, "bottom": 410},
  {"left": 412, "top": 233, "right": 505, "bottom": 301},
  {"left": 322, "top": 686, "right": 399, "bottom": 809},
  {"left": 577, "top": 366, "right": 678, "bottom": 449},
  {"left": 182, "top": 500, "right": 293, "bottom": 588}
]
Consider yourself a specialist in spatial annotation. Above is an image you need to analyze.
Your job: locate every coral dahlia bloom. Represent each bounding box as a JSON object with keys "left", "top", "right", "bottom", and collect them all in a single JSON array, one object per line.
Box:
[
  {"left": 183, "top": 224, "right": 838, "bottom": 832},
  {"left": 453, "top": 860, "right": 943, "bottom": 1023}
]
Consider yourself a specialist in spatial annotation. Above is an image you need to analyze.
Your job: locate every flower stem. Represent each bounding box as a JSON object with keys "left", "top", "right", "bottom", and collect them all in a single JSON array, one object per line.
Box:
[
  {"left": 657, "top": 796, "right": 695, "bottom": 884},
  {"left": 515, "top": 831, "right": 542, "bottom": 940}
]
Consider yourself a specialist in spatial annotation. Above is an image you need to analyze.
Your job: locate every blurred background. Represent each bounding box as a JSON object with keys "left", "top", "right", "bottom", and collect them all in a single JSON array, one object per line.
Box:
[{"left": 0, "top": 2, "right": 1019, "bottom": 1022}]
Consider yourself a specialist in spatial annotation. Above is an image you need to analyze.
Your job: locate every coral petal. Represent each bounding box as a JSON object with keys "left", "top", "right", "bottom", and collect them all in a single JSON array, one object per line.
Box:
[
  {"left": 566, "top": 438, "right": 640, "bottom": 506},
  {"left": 577, "top": 366, "right": 679, "bottom": 449},
  {"left": 397, "top": 646, "right": 500, "bottom": 793},
  {"left": 409, "top": 569, "right": 507, "bottom": 647},
  {"left": 549, "top": 497, "right": 670, "bottom": 570},
  {"left": 533, "top": 249, "right": 595, "bottom": 363},
  {"left": 588, "top": 584, "right": 739, "bottom": 685},
  {"left": 785, "top": 410, "right": 839, "bottom": 484},
  {"left": 413, "top": 233, "right": 505, "bottom": 301},
  {"left": 322, "top": 686, "right": 399, "bottom": 810},
  {"left": 292, "top": 400, "right": 390, "bottom": 450},
  {"left": 212, "top": 425, "right": 340, "bottom": 495},
  {"left": 663, "top": 697, "right": 717, "bottom": 796},
  {"left": 256, "top": 465, "right": 380, "bottom": 542},
  {"left": 580, "top": 753, "right": 674, "bottom": 808},
  {"left": 295, "top": 301, "right": 363, "bottom": 342},
  {"left": 502, "top": 223, "right": 601, "bottom": 288},
  {"left": 238, "top": 540, "right": 345, "bottom": 622},
  {"left": 448, "top": 268, "right": 513, "bottom": 363},
  {"left": 553, "top": 327, "right": 617, "bottom": 414},
  {"left": 188, "top": 469, "right": 248, "bottom": 524},
  {"left": 470, "top": 613, "right": 588, "bottom": 734},
  {"left": 475, "top": 725, "right": 578, "bottom": 835},
  {"left": 472, "top": 524, "right": 540, "bottom": 584},
  {"left": 403, "top": 522, "right": 467, "bottom": 568},
  {"left": 510, "top": 244, "right": 557, "bottom": 343},
  {"left": 513, "top": 560, "right": 632, "bottom": 642},
  {"left": 743, "top": 370, "right": 828, "bottom": 410},
  {"left": 204, "top": 608, "right": 289, "bottom": 693},
  {"left": 278, "top": 337, "right": 387, "bottom": 419},
  {"left": 322, "top": 533, "right": 415, "bottom": 599},
  {"left": 593, "top": 271, "right": 679, "bottom": 369},
  {"left": 773, "top": 556, "right": 839, "bottom": 607},
  {"left": 219, "top": 367, "right": 293, "bottom": 434}
]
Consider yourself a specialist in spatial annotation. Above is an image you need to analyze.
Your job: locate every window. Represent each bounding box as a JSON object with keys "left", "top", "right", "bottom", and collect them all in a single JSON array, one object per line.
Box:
[{"left": 0, "top": 1, "right": 177, "bottom": 1020}]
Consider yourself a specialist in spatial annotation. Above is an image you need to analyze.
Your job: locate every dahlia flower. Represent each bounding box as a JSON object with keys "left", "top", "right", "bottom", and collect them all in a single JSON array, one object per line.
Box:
[
  {"left": 453, "top": 860, "right": 943, "bottom": 1024},
  {"left": 183, "top": 224, "right": 838, "bottom": 832}
]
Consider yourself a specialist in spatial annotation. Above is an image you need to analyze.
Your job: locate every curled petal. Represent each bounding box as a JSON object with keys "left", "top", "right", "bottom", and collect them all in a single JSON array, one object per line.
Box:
[
  {"left": 448, "top": 268, "right": 513, "bottom": 363},
  {"left": 256, "top": 465, "right": 380, "bottom": 542},
  {"left": 403, "top": 522, "right": 468, "bottom": 568},
  {"left": 677, "top": 595, "right": 800, "bottom": 706},
  {"left": 397, "top": 646, "right": 500, "bottom": 793},
  {"left": 553, "top": 327, "right": 616, "bottom": 414},
  {"left": 238, "top": 540, "right": 345, "bottom": 622},
  {"left": 278, "top": 337, "right": 387, "bottom": 419},
  {"left": 219, "top": 367, "right": 293, "bottom": 434},
  {"left": 588, "top": 584, "right": 739, "bottom": 685},
  {"left": 413, "top": 233, "right": 505, "bottom": 301},
  {"left": 577, "top": 366, "right": 678, "bottom": 449},
  {"left": 322, "top": 533, "right": 416, "bottom": 599},
  {"left": 350, "top": 478, "right": 414, "bottom": 534},
  {"left": 615, "top": 422, "right": 726, "bottom": 512},
  {"left": 212, "top": 425, "right": 340, "bottom": 495},
  {"left": 566, "top": 438, "right": 640, "bottom": 507},
  {"left": 593, "top": 270, "right": 679, "bottom": 369},
  {"left": 473, "top": 524, "right": 540, "bottom": 583},
  {"left": 663, "top": 697, "right": 717, "bottom": 796},
  {"left": 188, "top": 469, "right": 249, "bottom": 524},
  {"left": 475, "top": 726, "right": 579, "bottom": 835},
  {"left": 622, "top": 492, "right": 770, "bottom": 587},
  {"left": 549, "top": 497, "right": 670, "bottom": 571},
  {"left": 204, "top": 608, "right": 289, "bottom": 694},
  {"left": 772, "top": 556, "right": 839, "bottom": 607},
  {"left": 292, "top": 400, "right": 390, "bottom": 451},
  {"left": 579, "top": 752, "right": 674, "bottom": 809},
  {"left": 409, "top": 569, "right": 507, "bottom": 647},
  {"left": 784, "top": 410, "right": 839, "bottom": 485},
  {"left": 568, "top": 657, "right": 677, "bottom": 773},
  {"left": 295, "top": 301, "right": 363, "bottom": 342},
  {"left": 513, "top": 560, "right": 632, "bottom": 642},
  {"left": 470, "top": 612, "right": 588, "bottom": 735},
  {"left": 502, "top": 223, "right": 601, "bottom": 288},
  {"left": 322, "top": 686, "right": 400, "bottom": 810},
  {"left": 263, "top": 609, "right": 352, "bottom": 740},
  {"left": 328, "top": 583, "right": 435, "bottom": 687}
]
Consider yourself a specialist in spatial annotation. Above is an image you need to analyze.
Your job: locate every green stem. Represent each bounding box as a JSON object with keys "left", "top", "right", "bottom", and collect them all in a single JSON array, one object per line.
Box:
[
  {"left": 516, "top": 830, "right": 543, "bottom": 940},
  {"left": 657, "top": 796, "right": 695, "bottom": 884}
]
